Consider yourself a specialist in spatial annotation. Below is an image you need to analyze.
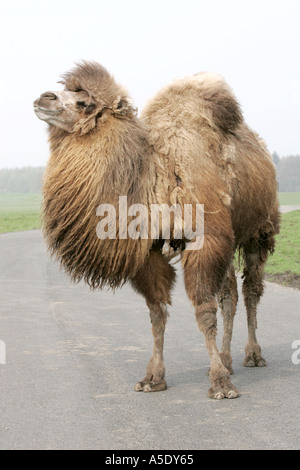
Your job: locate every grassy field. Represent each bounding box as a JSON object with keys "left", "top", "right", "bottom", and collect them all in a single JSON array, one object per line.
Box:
[
  {"left": 0, "top": 193, "right": 42, "bottom": 233},
  {"left": 278, "top": 192, "right": 300, "bottom": 205},
  {"left": 265, "top": 210, "right": 300, "bottom": 274}
]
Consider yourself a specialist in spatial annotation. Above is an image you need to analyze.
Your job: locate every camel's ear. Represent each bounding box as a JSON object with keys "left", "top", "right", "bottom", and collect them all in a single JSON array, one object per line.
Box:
[{"left": 112, "top": 96, "right": 137, "bottom": 118}]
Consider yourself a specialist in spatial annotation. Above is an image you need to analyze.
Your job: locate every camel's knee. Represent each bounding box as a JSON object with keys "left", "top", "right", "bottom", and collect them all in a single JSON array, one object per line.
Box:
[
  {"left": 148, "top": 302, "right": 168, "bottom": 329},
  {"left": 219, "top": 266, "right": 238, "bottom": 318},
  {"left": 242, "top": 272, "right": 265, "bottom": 303},
  {"left": 195, "top": 300, "right": 218, "bottom": 337}
]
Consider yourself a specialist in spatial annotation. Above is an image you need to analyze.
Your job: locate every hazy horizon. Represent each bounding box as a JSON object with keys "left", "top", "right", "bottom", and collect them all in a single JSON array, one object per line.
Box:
[{"left": 1, "top": 0, "right": 299, "bottom": 169}]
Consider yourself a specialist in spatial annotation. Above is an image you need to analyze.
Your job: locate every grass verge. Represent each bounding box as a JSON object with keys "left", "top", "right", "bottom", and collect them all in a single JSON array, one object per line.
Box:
[
  {"left": 264, "top": 210, "right": 300, "bottom": 288},
  {"left": 0, "top": 193, "right": 42, "bottom": 233}
]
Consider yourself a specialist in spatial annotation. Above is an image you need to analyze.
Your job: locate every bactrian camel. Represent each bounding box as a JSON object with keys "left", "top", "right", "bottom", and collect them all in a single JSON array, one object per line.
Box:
[{"left": 34, "top": 62, "right": 280, "bottom": 399}]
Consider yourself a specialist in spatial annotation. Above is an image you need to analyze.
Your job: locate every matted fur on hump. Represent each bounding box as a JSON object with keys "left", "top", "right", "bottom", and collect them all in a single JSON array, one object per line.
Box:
[
  {"left": 193, "top": 72, "right": 243, "bottom": 133},
  {"left": 143, "top": 72, "right": 243, "bottom": 136}
]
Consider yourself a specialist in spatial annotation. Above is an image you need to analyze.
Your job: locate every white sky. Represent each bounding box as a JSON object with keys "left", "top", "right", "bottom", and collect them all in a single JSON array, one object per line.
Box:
[{"left": 0, "top": 0, "right": 299, "bottom": 168}]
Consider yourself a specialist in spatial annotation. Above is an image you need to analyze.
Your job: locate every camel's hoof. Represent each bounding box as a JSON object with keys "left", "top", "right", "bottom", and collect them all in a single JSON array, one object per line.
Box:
[
  {"left": 244, "top": 344, "right": 267, "bottom": 368},
  {"left": 134, "top": 382, "right": 145, "bottom": 392},
  {"left": 244, "top": 355, "right": 267, "bottom": 368},
  {"left": 257, "top": 358, "right": 267, "bottom": 367},
  {"left": 208, "top": 378, "right": 240, "bottom": 400},
  {"left": 209, "top": 388, "right": 239, "bottom": 400},
  {"left": 134, "top": 380, "right": 167, "bottom": 392}
]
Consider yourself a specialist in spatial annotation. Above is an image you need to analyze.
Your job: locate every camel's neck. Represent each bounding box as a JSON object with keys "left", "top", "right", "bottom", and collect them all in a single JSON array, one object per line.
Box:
[
  {"left": 47, "top": 118, "right": 152, "bottom": 206},
  {"left": 43, "top": 118, "right": 153, "bottom": 289}
]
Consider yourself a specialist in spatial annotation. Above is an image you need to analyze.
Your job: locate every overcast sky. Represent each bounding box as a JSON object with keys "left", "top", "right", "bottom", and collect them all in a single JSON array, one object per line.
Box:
[{"left": 0, "top": 0, "right": 299, "bottom": 168}]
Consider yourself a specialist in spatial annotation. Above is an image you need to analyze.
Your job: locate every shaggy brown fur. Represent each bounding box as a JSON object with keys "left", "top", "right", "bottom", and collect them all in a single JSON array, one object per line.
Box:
[
  {"left": 42, "top": 65, "right": 154, "bottom": 289},
  {"left": 34, "top": 62, "right": 280, "bottom": 399}
]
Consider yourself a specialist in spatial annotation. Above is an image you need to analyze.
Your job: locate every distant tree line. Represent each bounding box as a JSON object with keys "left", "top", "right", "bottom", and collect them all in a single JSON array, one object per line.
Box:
[
  {"left": 0, "top": 167, "right": 44, "bottom": 194},
  {"left": 272, "top": 153, "right": 300, "bottom": 192},
  {"left": 0, "top": 154, "right": 299, "bottom": 193}
]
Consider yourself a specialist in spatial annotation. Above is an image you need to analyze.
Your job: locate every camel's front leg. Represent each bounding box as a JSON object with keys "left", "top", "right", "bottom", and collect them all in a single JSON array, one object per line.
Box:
[
  {"left": 196, "top": 299, "right": 240, "bottom": 399},
  {"left": 218, "top": 265, "right": 238, "bottom": 374},
  {"left": 130, "top": 249, "right": 176, "bottom": 393},
  {"left": 135, "top": 302, "right": 168, "bottom": 392},
  {"left": 182, "top": 222, "right": 240, "bottom": 399}
]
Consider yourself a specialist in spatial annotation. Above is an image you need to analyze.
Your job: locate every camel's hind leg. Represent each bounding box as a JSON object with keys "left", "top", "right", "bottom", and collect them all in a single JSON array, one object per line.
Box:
[
  {"left": 242, "top": 237, "right": 271, "bottom": 367},
  {"left": 130, "top": 250, "right": 176, "bottom": 392},
  {"left": 183, "top": 240, "right": 239, "bottom": 400},
  {"left": 218, "top": 264, "right": 238, "bottom": 374}
]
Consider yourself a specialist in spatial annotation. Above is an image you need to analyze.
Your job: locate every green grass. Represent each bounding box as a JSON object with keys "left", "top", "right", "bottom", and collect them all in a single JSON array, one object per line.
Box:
[
  {"left": 278, "top": 192, "right": 300, "bottom": 205},
  {"left": 0, "top": 193, "right": 42, "bottom": 233},
  {"left": 265, "top": 210, "right": 300, "bottom": 276}
]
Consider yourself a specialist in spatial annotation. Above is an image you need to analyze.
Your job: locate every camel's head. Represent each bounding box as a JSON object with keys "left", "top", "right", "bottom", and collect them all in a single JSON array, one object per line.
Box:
[{"left": 33, "top": 61, "right": 136, "bottom": 135}]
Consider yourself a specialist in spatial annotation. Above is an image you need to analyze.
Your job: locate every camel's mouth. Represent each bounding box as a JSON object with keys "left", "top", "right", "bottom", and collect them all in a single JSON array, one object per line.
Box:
[
  {"left": 33, "top": 93, "right": 63, "bottom": 122},
  {"left": 33, "top": 105, "right": 62, "bottom": 116},
  {"left": 33, "top": 104, "right": 62, "bottom": 124}
]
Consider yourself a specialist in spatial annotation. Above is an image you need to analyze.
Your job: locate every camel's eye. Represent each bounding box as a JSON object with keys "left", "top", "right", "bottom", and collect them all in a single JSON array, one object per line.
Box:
[
  {"left": 77, "top": 101, "right": 87, "bottom": 109},
  {"left": 85, "top": 103, "right": 96, "bottom": 115},
  {"left": 77, "top": 101, "right": 96, "bottom": 115}
]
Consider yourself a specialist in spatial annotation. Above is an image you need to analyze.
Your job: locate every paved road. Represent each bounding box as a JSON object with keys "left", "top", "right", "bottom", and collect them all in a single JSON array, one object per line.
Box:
[
  {"left": 280, "top": 205, "right": 300, "bottom": 213},
  {"left": 0, "top": 231, "right": 299, "bottom": 450}
]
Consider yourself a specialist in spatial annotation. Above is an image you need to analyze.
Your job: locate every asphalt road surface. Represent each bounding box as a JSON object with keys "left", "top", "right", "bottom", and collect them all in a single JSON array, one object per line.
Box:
[
  {"left": 0, "top": 231, "right": 299, "bottom": 450},
  {"left": 280, "top": 205, "right": 300, "bottom": 213}
]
